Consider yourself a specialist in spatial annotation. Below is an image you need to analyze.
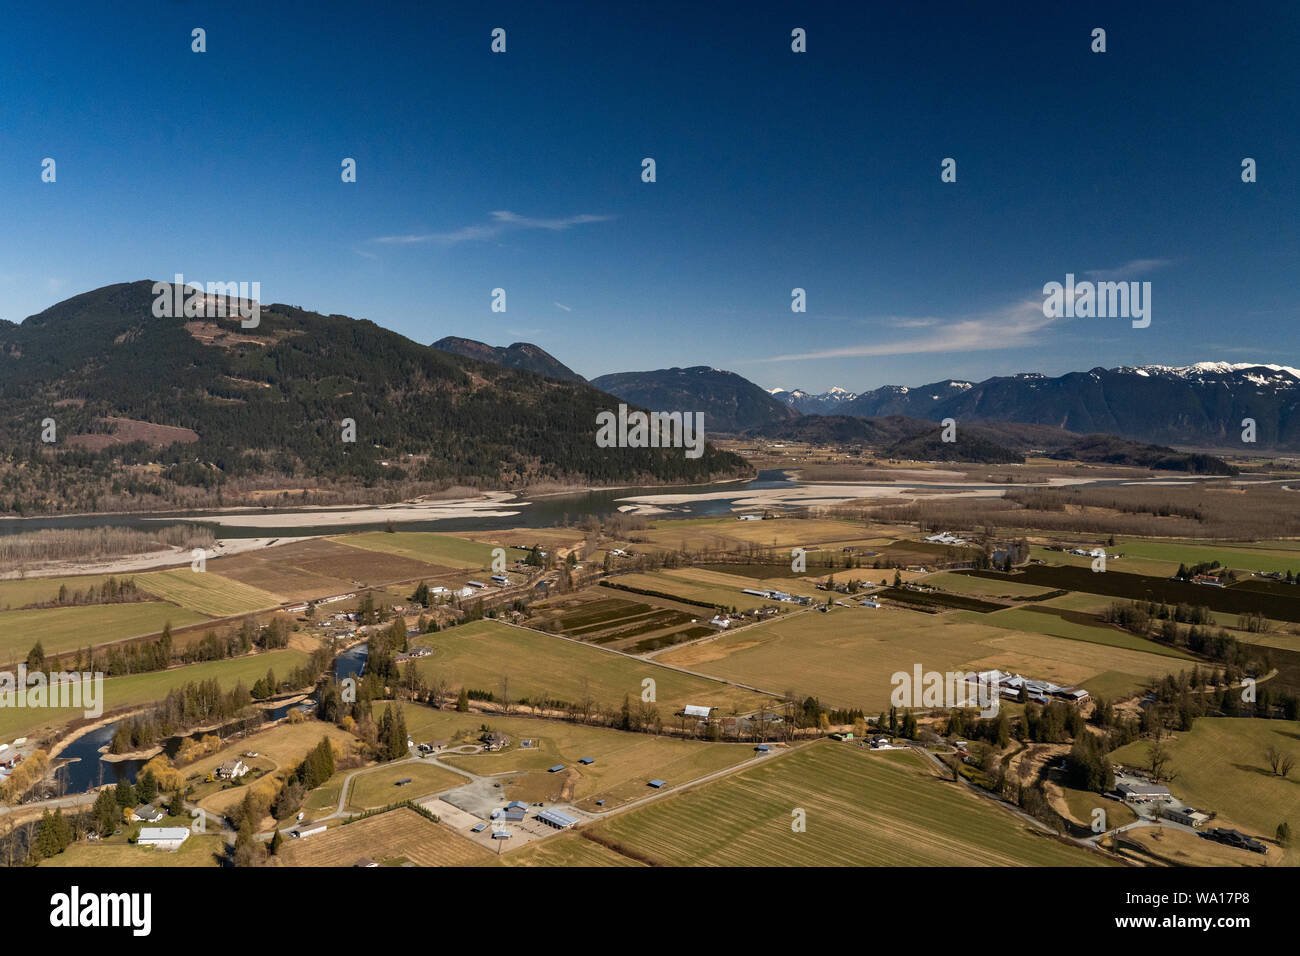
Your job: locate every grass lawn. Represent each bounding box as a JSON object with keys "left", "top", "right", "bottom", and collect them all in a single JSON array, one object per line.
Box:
[
  {"left": 345, "top": 761, "right": 468, "bottom": 811},
  {"left": 402, "top": 708, "right": 756, "bottom": 810},
  {"left": 135, "top": 569, "right": 282, "bottom": 617},
  {"left": 336, "top": 532, "right": 527, "bottom": 570},
  {"left": 0, "top": 602, "right": 208, "bottom": 659},
  {"left": 0, "top": 647, "right": 310, "bottom": 741},
  {"left": 1110, "top": 718, "right": 1300, "bottom": 864},
  {"left": 41, "top": 833, "right": 226, "bottom": 867},
  {"left": 588, "top": 742, "right": 1112, "bottom": 866},
  {"left": 414, "top": 619, "right": 776, "bottom": 715}
]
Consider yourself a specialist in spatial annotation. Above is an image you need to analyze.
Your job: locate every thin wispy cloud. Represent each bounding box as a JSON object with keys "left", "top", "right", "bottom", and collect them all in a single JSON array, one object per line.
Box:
[
  {"left": 1084, "top": 258, "right": 1172, "bottom": 280},
  {"left": 753, "top": 299, "right": 1053, "bottom": 363},
  {"left": 373, "top": 210, "right": 614, "bottom": 246},
  {"left": 553, "top": 301, "right": 572, "bottom": 312}
]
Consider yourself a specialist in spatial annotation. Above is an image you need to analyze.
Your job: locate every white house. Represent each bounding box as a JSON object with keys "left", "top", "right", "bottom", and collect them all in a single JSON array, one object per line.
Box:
[
  {"left": 216, "top": 759, "right": 248, "bottom": 780},
  {"left": 131, "top": 804, "right": 164, "bottom": 823},
  {"left": 710, "top": 616, "right": 731, "bottom": 628}
]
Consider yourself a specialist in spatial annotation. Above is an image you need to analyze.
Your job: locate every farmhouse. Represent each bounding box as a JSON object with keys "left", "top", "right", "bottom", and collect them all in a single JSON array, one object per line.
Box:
[
  {"left": 131, "top": 804, "right": 164, "bottom": 824},
  {"left": 710, "top": 615, "right": 732, "bottom": 628},
  {"left": 216, "top": 759, "right": 249, "bottom": 780},
  {"left": 482, "top": 731, "right": 510, "bottom": 751},
  {"left": 137, "top": 827, "right": 190, "bottom": 850}
]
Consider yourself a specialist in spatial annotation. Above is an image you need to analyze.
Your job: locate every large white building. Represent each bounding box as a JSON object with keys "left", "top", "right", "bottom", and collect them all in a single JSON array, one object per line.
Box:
[{"left": 138, "top": 827, "right": 190, "bottom": 850}]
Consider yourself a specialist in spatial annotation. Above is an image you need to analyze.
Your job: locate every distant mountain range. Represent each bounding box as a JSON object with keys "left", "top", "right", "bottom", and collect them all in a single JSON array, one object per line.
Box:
[
  {"left": 767, "top": 385, "right": 858, "bottom": 415},
  {"left": 833, "top": 364, "right": 1300, "bottom": 448},
  {"left": 430, "top": 337, "right": 1299, "bottom": 452},
  {"left": 619, "top": 362, "right": 1300, "bottom": 450}
]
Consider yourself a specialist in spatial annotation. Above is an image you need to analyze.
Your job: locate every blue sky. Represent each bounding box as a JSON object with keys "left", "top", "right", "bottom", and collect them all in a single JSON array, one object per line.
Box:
[{"left": 1, "top": 1, "right": 1296, "bottom": 392}]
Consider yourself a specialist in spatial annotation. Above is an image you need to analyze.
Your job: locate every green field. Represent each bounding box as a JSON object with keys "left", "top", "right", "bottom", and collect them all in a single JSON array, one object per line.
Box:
[
  {"left": 1113, "top": 538, "right": 1300, "bottom": 576},
  {"left": 345, "top": 761, "right": 468, "bottom": 811},
  {"left": 0, "top": 647, "right": 311, "bottom": 741},
  {"left": 1110, "top": 718, "right": 1300, "bottom": 864},
  {"left": 414, "top": 620, "right": 776, "bottom": 715},
  {"left": 969, "top": 606, "right": 1196, "bottom": 660},
  {"left": 587, "top": 742, "right": 1112, "bottom": 866},
  {"left": 402, "top": 708, "right": 756, "bottom": 810},
  {"left": 337, "top": 532, "right": 528, "bottom": 570},
  {"left": 658, "top": 604, "right": 1178, "bottom": 709},
  {"left": 0, "top": 574, "right": 124, "bottom": 610},
  {"left": 0, "top": 602, "right": 208, "bottom": 659},
  {"left": 136, "top": 569, "right": 282, "bottom": 616},
  {"left": 925, "top": 572, "right": 1056, "bottom": 599}
]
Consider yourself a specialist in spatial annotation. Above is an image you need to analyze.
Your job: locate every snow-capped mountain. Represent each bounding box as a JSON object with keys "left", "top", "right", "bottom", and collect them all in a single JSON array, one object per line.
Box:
[
  {"left": 838, "top": 363, "right": 1300, "bottom": 448},
  {"left": 768, "top": 385, "right": 859, "bottom": 414}
]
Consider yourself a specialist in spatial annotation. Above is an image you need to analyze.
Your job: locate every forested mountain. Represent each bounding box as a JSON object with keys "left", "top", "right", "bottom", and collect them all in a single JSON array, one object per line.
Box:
[
  {"left": 431, "top": 336, "right": 586, "bottom": 383},
  {"left": 0, "top": 282, "right": 748, "bottom": 514},
  {"left": 590, "top": 366, "right": 799, "bottom": 434}
]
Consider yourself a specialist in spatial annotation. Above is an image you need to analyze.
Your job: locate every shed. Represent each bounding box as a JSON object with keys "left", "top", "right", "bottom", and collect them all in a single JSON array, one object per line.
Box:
[
  {"left": 548, "top": 764, "right": 565, "bottom": 773},
  {"left": 648, "top": 779, "right": 666, "bottom": 789},
  {"left": 578, "top": 757, "right": 595, "bottom": 765},
  {"left": 537, "top": 808, "right": 578, "bottom": 830}
]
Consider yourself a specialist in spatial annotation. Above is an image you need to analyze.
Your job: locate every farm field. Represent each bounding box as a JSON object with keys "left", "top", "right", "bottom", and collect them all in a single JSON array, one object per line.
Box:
[
  {"left": 0, "top": 602, "right": 208, "bottom": 658},
  {"left": 1110, "top": 718, "right": 1300, "bottom": 865},
  {"left": 1112, "top": 538, "right": 1300, "bottom": 576},
  {"left": 336, "top": 532, "right": 527, "bottom": 570},
  {"left": 211, "top": 536, "right": 447, "bottom": 598},
  {"left": 413, "top": 619, "right": 776, "bottom": 715},
  {"left": 968, "top": 606, "right": 1196, "bottom": 659},
  {"left": 587, "top": 742, "right": 1112, "bottom": 866},
  {"left": 634, "top": 516, "right": 881, "bottom": 553},
  {"left": 530, "top": 590, "right": 707, "bottom": 654},
  {"left": 965, "top": 565, "right": 1300, "bottom": 623},
  {"left": 612, "top": 569, "right": 818, "bottom": 613},
  {"left": 41, "top": 833, "right": 227, "bottom": 867},
  {"left": 0, "top": 573, "right": 125, "bottom": 610},
  {"left": 402, "top": 708, "right": 757, "bottom": 810},
  {"left": 659, "top": 605, "right": 1177, "bottom": 709},
  {"left": 276, "top": 807, "right": 491, "bottom": 866},
  {"left": 0, "top": 647, "right": 311, "bottom": 742},
  {"left": 495, "top": 832, "right": 645, "bottom": 867},
  {"left": 1028, "top": 547, "right": 1173, "bottom": 577},
  {"left": 136, "top": 569, "right": 282, "bottom": 617},
  {"left": 345, "top": 761, "right": 469, "bottom": 811},
  {"left": 924, "top": 572, "right": 1057, "bottom": 600}
]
